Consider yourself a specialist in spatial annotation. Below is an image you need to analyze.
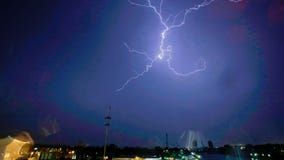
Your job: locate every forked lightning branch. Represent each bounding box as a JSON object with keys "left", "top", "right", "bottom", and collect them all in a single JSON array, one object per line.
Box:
[{"left": 117, "top": 0, "right": 242, "bottom": 92}]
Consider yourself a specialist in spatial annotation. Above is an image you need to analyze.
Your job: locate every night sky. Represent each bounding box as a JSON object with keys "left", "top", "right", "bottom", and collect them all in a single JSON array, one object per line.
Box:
[{"left": 1, "top": 0, "right": 284, "bottom": 147}]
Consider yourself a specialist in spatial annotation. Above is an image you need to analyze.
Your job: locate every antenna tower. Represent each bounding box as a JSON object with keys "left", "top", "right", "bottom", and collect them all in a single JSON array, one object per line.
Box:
[{"left": 103, "top": 106, "right": 111, "bottom": 160}]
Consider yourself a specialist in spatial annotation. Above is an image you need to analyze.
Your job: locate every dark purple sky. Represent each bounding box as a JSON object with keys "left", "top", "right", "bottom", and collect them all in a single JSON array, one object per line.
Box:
[{"left": 1, "top": 0, "right": 284, "bottom": 147}]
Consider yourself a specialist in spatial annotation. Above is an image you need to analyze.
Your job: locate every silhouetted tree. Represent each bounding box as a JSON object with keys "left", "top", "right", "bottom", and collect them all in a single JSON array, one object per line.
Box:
[{"left": 208, "top": 140, "right": 213, "bottom": 149}]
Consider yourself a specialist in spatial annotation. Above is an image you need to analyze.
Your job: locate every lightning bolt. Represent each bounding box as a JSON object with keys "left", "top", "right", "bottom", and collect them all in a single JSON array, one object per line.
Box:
[{"left": 117, "top": 0, "right": 242, "bottom": 92}]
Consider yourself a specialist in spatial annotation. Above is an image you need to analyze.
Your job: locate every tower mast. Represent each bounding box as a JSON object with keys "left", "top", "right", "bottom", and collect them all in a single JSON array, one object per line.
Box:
[{"left": 103, "top": 106, "right": 111, "bottom": 160}]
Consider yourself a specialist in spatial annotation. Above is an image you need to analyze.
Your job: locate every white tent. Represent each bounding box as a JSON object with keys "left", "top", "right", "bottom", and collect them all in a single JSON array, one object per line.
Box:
[{"left": 0, "top": 132, "right": 34, "bottom": 160}]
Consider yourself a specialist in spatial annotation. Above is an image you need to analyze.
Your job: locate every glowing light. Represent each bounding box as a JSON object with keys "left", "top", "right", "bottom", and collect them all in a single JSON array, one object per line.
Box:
[
  {"left": 117, "top": 0, "right": 242, "bottom": 91},
  {"left": 134, "top": 156, "right": 143, "bottom": 160},
  {"left": 0, "top": 132, "right": 34, "bottom": 160}
]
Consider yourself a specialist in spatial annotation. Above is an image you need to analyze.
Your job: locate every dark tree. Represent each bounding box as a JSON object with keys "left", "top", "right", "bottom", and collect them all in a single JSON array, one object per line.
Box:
[{"left": 208, "top": 140, "right": 213, "bottom": 149}]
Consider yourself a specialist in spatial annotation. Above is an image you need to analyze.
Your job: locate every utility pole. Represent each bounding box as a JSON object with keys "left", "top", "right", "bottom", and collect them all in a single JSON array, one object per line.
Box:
[{"left": 103, "top": 106, "right": 111, "bottom": 160}]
